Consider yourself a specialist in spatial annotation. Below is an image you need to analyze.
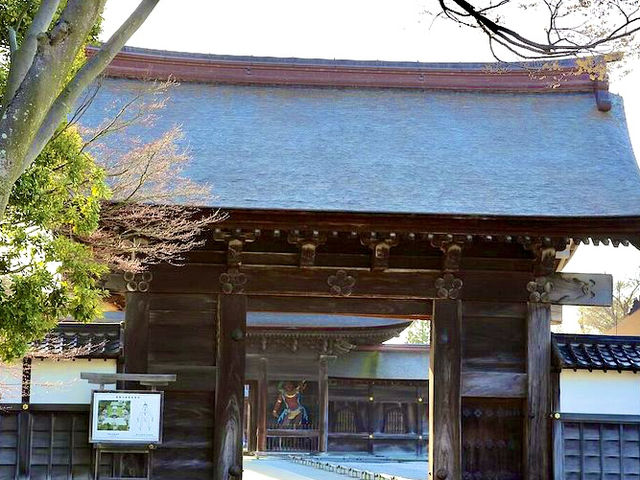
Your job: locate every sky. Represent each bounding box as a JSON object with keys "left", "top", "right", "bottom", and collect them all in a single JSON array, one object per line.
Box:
[{"left": 99, "top": 1, "right": 640, "bottom": 332}]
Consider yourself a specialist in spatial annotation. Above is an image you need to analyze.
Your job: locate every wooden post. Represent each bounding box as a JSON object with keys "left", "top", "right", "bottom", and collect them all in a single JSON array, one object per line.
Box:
[
  {"left": 256, "top": 357, "right": 268, "bottom": 452},
  {"left": 124, "top": 292, "right": 150, "bottom": 376},
  {"left": 525, "top": 303, "right": 551, "bottom": 479},
  {"left": 318, "top": 355, "right": 330, "bottom": 453},
  {"left": 214, "top": 295, "right": 247, "bottom": 480},
  {"left": 16, "top": 411, "right": 31, "bottom": 480},
  {"left": 429, "top": 299, "right": 462, "bottom": 480}
]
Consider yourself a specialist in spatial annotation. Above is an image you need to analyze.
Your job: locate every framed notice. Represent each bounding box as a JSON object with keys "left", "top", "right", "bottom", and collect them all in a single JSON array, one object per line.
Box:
[{"left": 89, "top": 390, "right": 163, "bottom": 444}]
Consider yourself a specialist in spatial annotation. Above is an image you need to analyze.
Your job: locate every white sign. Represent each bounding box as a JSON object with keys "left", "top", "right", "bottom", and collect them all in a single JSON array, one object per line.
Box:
[{"left": 90, "top": 391, "right": 163, "bottom": 444}]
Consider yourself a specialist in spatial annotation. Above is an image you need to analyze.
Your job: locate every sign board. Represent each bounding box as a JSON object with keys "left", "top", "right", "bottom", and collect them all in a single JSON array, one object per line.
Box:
[{"left": 89, "top": 390, "right": 163, "bottom": 444}]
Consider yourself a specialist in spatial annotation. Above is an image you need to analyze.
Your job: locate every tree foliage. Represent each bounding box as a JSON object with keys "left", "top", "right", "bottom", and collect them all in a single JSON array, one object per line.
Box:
[
  {"left": 0, "top": 0, "right": 159, "bottom": 218},
  {"left": 0, "top": 124, "right": 109, "bottom": 360},
  {"left": 405, "top": 320, "right": 431, "bottom": 344},
  {"left": 578, "top": 278, "right": 640, "bottom": 333},
  {"left": 0, "top": 3, "right": 223, "bottom": 361}
]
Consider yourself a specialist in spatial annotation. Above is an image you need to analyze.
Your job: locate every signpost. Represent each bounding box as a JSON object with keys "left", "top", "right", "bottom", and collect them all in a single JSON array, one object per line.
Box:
[
  {"left": 81, "top": 373, "right": 176, "bottom": 480},
  {"left": 90, "top": 391, "right": 163, "bottom": 444}
]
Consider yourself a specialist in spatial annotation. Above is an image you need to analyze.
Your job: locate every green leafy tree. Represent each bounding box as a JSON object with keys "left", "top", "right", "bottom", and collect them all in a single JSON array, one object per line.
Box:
[
  {"left": 0, "top": 124, "right": 109, "bottom": 360},
  {"left": 405, "top": 320, "right": 431, "bottom": 344},
  {"left": 0, "top": 0, "right": 159, "bottom": 218},
  {"left": 578, "top": 278, "right": 640, "bottom": 333}
]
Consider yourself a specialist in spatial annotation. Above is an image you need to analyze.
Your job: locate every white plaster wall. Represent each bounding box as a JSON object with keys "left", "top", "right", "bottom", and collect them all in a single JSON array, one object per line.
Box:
[
  {"left": 560, "top": 370, "right": 640, "bottom": 415},
  {"left": 0, "top": 362, "right": 23, "bottom": 403},
  {"left": 30, "top": 359, "right": 116, "bottom": 404}
]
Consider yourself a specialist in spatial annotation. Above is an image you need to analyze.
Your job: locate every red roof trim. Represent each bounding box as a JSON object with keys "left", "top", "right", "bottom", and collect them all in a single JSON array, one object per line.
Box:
[{"left": 90, "top": 46, "right": 609, "bottom": 102}]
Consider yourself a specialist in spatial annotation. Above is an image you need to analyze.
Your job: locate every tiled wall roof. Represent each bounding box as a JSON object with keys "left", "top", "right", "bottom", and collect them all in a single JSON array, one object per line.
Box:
[
  {"left": 553, "top": 333, "right": 640, "bottom": 372},
  {"left": 30, "top": 323, "right": 122, "bottom": 358}
]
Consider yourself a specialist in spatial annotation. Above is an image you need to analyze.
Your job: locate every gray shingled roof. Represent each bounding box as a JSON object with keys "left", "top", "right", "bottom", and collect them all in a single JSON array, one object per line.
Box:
[
  {"left": 329, "top": 347, "right": 429, "bottom": 380},
  {"left": 553, "top": 333, "right": 640, "bottom": 372},
  {"left": 79, "top": 76, "right": 640, "bottom": 217},
  {"left": 246, "top": 313, "right": 410, "bottom": 329}
]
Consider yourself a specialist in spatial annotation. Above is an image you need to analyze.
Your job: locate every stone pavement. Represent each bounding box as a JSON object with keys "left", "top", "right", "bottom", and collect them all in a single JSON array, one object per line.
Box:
[
  {"left": 243, "top": 457, "right": 349, "bottom": 480},
  {"left": 243, "top": 457, "right": 428, "bottom": 480}
]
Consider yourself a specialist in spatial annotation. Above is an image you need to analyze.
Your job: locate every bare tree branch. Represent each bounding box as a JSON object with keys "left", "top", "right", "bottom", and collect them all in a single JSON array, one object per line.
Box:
[
  {"left": 24, "top": 0, "right": 160, "bottom": 173},
  {"left": 0, "top": 0, "right": 160, "bottom": 219}
]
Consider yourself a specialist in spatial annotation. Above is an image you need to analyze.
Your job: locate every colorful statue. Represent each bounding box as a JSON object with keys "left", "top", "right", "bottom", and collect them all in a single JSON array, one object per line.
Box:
[{"left": 272, "top": 380, "right": 309, "bottom": 427}]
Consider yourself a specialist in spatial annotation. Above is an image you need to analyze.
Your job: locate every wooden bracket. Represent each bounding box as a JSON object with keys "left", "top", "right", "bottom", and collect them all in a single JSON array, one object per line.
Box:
[
  {"left": 516, "top": 236, "right": 569, "bottom": 276},
  {"left": 360, "top": 232, "right": 399, "bottom": 271},
  {"left": 430, "top": 234, "right": 470, "bottom": 272},
  {"left": 213, "top": 229, "right": 258, "bottom": 267},
  {"left": 287, "top": 230, "right": 327, "bottom": 267}
]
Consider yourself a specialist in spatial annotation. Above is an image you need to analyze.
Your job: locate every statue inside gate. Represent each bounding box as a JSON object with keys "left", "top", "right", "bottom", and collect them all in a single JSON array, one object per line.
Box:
[{"left": 271, "top": 380, "right": 309, "bottom": 427}]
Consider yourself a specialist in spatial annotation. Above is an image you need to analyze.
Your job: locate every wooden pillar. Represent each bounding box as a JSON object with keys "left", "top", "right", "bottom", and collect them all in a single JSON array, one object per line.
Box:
[
  {"left": 318, "top": 355, "right": 330, "bottom": 453},
  {"left": 16, "top": 411, "right": 31, "bottom": 480},
  {"left": 214, "top": 295, "right": 247, "bottom": 480},
  {"left": 429, "top": 299, "right": 462, "bottom": 480},
  {"left": 256, "top": 357, "right": 268, "bottom": 452},
  {"left": 124, "top": 292, "right": 150, "bottom": 375},
  {"left": 525, "top": 303, "right": 551, "bottom": 479}
]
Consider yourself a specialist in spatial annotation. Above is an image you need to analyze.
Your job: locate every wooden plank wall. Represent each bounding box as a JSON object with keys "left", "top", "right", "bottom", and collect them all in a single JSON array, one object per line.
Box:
[
  {"left": 129, "top": 292, "right": 218, "bottom": 480},
  {"left": 461, "top": 302, "right": 527, "bottom": 479},
  {"left": 560, "top": 420, "right": 640, "bottom": 478},
  {"left": 0, "top": 412, "right": 18, "bottom": 480}
]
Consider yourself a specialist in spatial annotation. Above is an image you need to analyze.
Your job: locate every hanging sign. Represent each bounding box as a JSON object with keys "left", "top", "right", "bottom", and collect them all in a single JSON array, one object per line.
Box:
[{"left": 89, "top": 390, "right": 163, "bottom": 444}]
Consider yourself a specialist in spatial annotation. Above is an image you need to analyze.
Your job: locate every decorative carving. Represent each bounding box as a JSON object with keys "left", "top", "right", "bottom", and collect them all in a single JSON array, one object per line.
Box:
[
  {"left": 123, "top": 271, "right": 153, "bottom": 293},
  {"left": 247, "top": 334, "right": 356, "bottom": 356},
  {"left": 430, "top": 234, "right": 469, "bottom": 272},
  {"left": 219, "top": 268, "right": 248, "bottom": 294},
  {"left": 328, "top": 270, "right": 356, "bottom": 297},
  {"left": 213, "top": 229, "right": 258, "bottom": 267},
  {"left": 526, "top": 278, "right": 554, "bottom": 303},
  {"left": 435, "top": 273, "right": 463, "bottom": 299},
  {"left": 287, "top": 230, "right": 327, "bottom": 267},
  {"left": 517, "top": 236, "right": 570, "bottom": 276},
  {"left": 360, "top": 232, "right": 399, "bottom": 271}
]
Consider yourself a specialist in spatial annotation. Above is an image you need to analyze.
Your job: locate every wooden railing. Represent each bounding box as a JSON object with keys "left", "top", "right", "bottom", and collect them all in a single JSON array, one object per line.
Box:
[{"left": 266, "top": 428, "right": 319, "bottom": 452}]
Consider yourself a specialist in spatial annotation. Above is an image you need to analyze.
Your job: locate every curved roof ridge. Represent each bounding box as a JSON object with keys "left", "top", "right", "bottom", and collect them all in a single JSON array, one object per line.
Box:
[
  {"left": 90, "top": 45, "right": 611, "bottom": 108},
  {"left": 107, "top": 45, "right": 602, "bottom": 71}
]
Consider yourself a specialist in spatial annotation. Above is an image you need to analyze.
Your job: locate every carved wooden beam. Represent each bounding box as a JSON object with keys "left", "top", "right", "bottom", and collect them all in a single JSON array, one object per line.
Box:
[
  {"left": 527, "top": 273, "right": 612, "bottom": 306},
  {"left": 247, "top": 296, "right": 431, "bottom": 318},
  {"left": 360, "top": 232, "right": 399, "bottom": 271},
  {"left": 287, "top": 230, "right": 327, "bottom": 267},
  {"left": 106, "top": 267, "right": 612, "bottom": 306}
]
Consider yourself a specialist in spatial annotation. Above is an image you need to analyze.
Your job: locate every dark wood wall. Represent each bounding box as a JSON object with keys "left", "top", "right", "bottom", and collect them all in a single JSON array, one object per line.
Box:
[
  {"left": 0, "top": 408, "right": 114, "bottom": 480},
  {"left": 460, "top": 303, "right": 527, "bottom": 479},
  {"left": 125, "top": 292, "right": 218, "bottom": 480}
]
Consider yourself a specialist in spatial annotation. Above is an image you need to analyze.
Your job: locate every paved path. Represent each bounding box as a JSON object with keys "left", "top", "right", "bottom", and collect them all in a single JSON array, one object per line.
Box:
[
  {"left": 336, "top": 461, "right": 427, "bottom": 479},
  {"left": 244, "top": 458, "right": 349, "bottom": 480},
  {"left": 243, "top": 457, "right": 428, "bottom": 480}
]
